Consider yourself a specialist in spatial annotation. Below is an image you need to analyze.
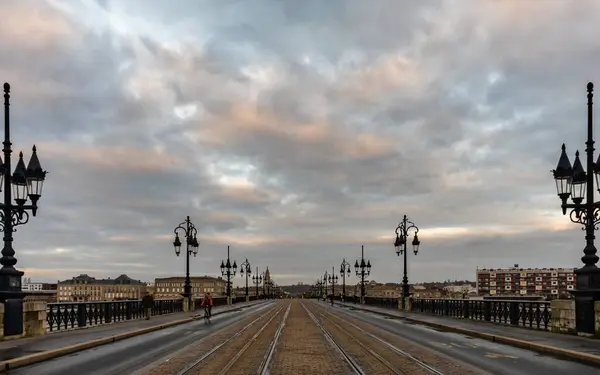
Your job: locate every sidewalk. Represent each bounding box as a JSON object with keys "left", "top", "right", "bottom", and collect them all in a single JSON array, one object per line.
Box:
[
  {"left": 0, "top": 301, "right": 261, "bottom": 362},
  {"left": 336, "top": 302, "right": 600, "bottom": 356}
]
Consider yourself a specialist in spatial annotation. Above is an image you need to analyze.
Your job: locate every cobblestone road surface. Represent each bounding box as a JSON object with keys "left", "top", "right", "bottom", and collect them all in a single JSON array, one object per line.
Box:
[{"left": 267, "top": 299, "right": 354, "bottom": 375}]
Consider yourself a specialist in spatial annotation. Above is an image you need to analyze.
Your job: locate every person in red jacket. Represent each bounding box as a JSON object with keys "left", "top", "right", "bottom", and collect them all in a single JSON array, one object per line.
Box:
[{"left": 200, "top": 292, "right": 213, "bottom": 317}]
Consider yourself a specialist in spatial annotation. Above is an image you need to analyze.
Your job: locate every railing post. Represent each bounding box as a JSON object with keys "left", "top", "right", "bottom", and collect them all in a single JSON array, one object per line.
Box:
[
  {"left": 483, "top": 300, "right": 491, "bottom": 322},
  {"left": 463, "top": 299, "right": 470, "bottom": 319},
  {"left": 509, "top": 302, "right": 520, "bottom": 326},
  {"left": 125, "top": 301, "right": 132, "bottom": 320},
  {"left": 444, "top": 299, "right": 450, "bottom": 316},
  {"left": 104, "top": 302, "right": 112, "bottom": 323},
  {"left": 77, "top": 303, "right": 87, "bottom": 328}
]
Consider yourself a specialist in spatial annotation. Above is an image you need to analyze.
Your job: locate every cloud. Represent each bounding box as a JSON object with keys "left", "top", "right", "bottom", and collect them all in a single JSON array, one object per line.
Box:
[{"left": 0, "top": 0, "right": 598, "bottom": 286}]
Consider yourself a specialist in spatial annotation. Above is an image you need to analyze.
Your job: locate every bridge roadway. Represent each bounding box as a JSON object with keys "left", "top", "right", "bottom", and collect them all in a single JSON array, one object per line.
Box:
[{"left": 4, "top": 300, "right": 600, "bottom": 375}]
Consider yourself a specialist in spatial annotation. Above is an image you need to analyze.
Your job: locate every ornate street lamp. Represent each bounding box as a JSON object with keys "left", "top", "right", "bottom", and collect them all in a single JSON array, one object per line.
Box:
[
  {"left": 394, "top": 214, "right": 421, "bottom": 311},
  {"left": 323, "top": 271, "right": 329, "bottom": 301},
  {"left": 0, "top": 83, "right": 48, "bottom": 336},
  {"left": 340, "top": 258, "right": 351, "bottom": 302},
  {"left": 552, "top": 82, "right": 600, "bottom": 334},
  {"left": 328, "top": 266, "right": 339, "bottom": 306},
  {"left": 239, "top": 258, "right": 251, "bottom": 302},
  {"left": 173, "top": 216, "right": 199, "bottom": 310},
  {"left": 354, "top": 245, "right": 371, "bottom": 304},
  {"left": 251, "top": 267, "right": 262, "bottom": 299},
  {"left": 220, "top": 246, "right": 237, "bottom": 305}
]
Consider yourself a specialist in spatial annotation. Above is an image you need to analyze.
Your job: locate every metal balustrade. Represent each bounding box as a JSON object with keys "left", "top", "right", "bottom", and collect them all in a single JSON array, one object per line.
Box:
[
  {"left": 412, "top": 298, "right": 552, "bottom": 331},
  {"left": 342, "top": 297, "right": 552, "bottom": 331},
  {"left": 46, "top": 295, "right": 264, "bottom": 333},
  {"left": 46, "top": 299, "right": 184, "bottom": 332}
]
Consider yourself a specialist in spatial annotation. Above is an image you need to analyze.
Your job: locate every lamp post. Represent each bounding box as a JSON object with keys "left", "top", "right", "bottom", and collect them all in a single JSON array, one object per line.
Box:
[
  {"left": 354, "top": 245, "right": 371, "bottom": 304},
  {"left": 328, "top": 266, "right": 338, "bottom": 306},
  {"left": 0, "top": 83, "right": 48, "bottom": 336},
  {"left": 220, "top": 246, "right": 237, "bottom": 305},
  {"left": 323, "top": 271, "right": 329, "bottom": 301},
  {"left": 172, "top": 216, "right": 199, "bottom": 310},
  {"left": 552, "top": 82, "right": 600, "bottom": 334},
  {"left": 340, "top": 258, "right": 351, "bottom": 302},
  {"left": 252, "top": 267, "right": 262, "bottom": 299},
  {"left": 394, "top": 214, "right": 421, "bottom": 311},
  {"left": 239, "top": 258, "right": 251, "bottom": 302}
]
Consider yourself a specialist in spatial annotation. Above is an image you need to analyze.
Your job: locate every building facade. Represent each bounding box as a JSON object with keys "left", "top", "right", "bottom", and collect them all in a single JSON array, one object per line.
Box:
[
  {"left": 154, "top": 276, "right": 227, "bottom": 300},
  {"left": 476, "top": 265, "right": 575, "bottom": 298},
  {"left": 57, "top": 274, "right": 147, "bottom": 302},
  {"left": 22, "top": 277, "right": 57, "bottom": 292}
]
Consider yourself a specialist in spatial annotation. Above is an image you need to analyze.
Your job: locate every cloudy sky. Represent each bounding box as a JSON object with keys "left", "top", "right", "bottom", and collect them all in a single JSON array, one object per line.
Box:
[{"left": 0, "top": 0, "right": 598, "bottom": 286}]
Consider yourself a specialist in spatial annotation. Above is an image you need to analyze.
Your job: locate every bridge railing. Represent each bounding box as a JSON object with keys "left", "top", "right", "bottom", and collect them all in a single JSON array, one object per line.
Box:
[
  {"left": 46, "top": 299, "right": 183, "bottom": 332},
  {"left": 338, "top": 296, "right": 552, "bottom": 331},
  {"left": 412, "top": 298, "right": 552, "bottom": 331}
]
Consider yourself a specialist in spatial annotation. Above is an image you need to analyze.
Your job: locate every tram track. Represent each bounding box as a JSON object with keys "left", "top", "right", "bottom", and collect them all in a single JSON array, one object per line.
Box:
[
  {"left": 177, "top": 301, "right": 291, "bottom": 375},
  {"left": 305, "top": 301, "right": 448, "bottom": 375}
]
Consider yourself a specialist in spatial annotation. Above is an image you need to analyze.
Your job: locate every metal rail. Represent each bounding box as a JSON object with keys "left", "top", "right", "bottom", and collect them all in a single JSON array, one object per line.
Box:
[
  {"left": 301, "top": 301, "right": 367, "bottom": 375},
  {"left": 322, "top": 302, "right": 446, "bottom": 375},
  {"left": 258, "top": 302, "right": 292, "bottom": 375},
  {"left": 314, "top": 308, "right": 405, "bottom": 375},
  {"left": 216, "top": 303, "right": 288, "bottom": 375},
  {"left": 176, "top": 304, "right": 284, "bottom": 375}
]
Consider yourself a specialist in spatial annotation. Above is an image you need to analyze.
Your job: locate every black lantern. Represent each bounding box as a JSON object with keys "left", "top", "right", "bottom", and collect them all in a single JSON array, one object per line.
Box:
[
  {"left": 172, "top": 216, "right": 199, "bottom": 309},
  {"left": 393, "top": 214, "right": 421, "bottom": 311}
]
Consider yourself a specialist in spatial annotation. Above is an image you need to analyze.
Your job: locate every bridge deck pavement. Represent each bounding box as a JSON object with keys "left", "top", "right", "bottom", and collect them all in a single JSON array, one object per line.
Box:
[
  {"left": 335, "top": 301, "right": 600, "bottom": 356},
  {"left": 0, "top": 301, "right": 260, "bottom": 362}
]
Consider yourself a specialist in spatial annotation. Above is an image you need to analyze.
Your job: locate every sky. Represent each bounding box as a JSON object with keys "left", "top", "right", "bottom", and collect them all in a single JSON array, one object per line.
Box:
[{"left": 0, "top": 0, "right": 599, "bottom": 286}]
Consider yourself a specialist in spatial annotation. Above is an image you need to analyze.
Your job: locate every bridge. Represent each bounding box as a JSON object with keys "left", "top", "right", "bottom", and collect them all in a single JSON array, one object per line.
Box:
[{"left": 0, "top": 296, "right": 599, "bottom": 374}]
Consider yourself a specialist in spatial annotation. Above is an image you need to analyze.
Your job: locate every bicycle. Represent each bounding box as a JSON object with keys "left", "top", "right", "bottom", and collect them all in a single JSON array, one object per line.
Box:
[{"left": 204, "top": 306, "right": 211, "bottom": 324}]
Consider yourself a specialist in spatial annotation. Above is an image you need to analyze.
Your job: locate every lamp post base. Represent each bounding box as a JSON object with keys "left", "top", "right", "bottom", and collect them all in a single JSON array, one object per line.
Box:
[
  {"left": 570, "top": 267, "right": 600, "bottom": 335},
  {"left": 0, "top": 268, "right": 25, "bottom": 337}
]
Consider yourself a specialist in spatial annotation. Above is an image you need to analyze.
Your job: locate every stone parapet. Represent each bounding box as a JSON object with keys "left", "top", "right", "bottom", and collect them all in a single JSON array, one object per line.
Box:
[
  {"left": 550, "top": 299, "right": 576, "bottom": 335},
  {"left": 0, "top": 300, "right": 48, "bottom": 341}
]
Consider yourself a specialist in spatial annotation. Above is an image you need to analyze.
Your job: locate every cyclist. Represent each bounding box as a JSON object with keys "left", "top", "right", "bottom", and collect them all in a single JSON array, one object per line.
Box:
[{"left": 200, "top": 292, "right": 213, "bottom": 318}]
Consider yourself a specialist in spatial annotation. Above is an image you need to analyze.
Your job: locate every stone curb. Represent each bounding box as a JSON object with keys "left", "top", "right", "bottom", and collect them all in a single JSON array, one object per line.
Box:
[
  {"left": 336, "top": 303, "right": 600, "bottom": 369},
  {"left": 0, "top": 302, "right": 261, "bottom": 373}
]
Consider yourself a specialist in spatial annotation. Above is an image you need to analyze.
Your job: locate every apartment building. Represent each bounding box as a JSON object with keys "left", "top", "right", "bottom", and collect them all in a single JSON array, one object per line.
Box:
[
  {"left": 57, "top": 274, "right": 147, "bottom": 302},
  {"left": 476, "top": 265, "right": 575, "bottom": 297},
  {"left": 153, "top": 276, "right": 227, "bottom": 300}
]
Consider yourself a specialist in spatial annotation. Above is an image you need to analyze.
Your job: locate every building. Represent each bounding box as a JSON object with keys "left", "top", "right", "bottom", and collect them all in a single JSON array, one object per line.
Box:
[
  {"left": 476, "top": 265, "right": 575, "bottom": 298},
  {"left": 153, "top": 276, "right": 226, "bottom": 300},
  {"left": 22, "top": 277, "right": 57, "bottom": 292},
  {"left": 57, "top": 274, "right": 147, "bottom": 302}
]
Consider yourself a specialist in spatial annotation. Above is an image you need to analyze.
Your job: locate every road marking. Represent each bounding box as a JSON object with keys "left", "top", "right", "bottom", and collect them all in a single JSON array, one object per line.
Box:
[
  {"left": 431, "top": 341, "right": 479, "bottom": 349},
  {"left": 485, "top": 352, "right": 519, "bottom": 359}
]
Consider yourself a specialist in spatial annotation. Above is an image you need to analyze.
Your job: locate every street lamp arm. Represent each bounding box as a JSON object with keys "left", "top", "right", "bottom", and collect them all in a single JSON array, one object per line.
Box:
[
  {"left": 0, "top": 210, "right": 29, "bottom": 232},
  {"left": 395, "top": 220, "right": 419, "bottom": 236},
  {"left": 173, "top": 223, "right": 188, "bottom": 236},
  {"left": 569, "top": 207, "right": 600, "bottom": 230}
]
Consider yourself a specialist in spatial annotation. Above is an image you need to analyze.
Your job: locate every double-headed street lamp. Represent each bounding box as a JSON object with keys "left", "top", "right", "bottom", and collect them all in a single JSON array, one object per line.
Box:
[
  {"left": 239, "top": 258, "right": 251, "bottom": 302},
  {"left": 552, "top": 82, "right": 600, "bottom": 334},
  {"left": 323, "top": 271, "right": 329, "bottom": 300},
  {"left": 0, "top": 83, "right": 48, "bottom": 336},
  {"left": 328, "top": 267, "right": 338, "bottom": 305},
  {"left": 354, "top": 245, "right": 371, "bottom": 304},
  {"left": 220, "top": 246, "right": 237, "bottom": 305},
  {"left": 252, "top": 267, "right": 262, "bottom": 299},
  {"left": 340, "top": 258, "right": 351, "bottom": 302},
  {"left": 316, "top": 279, "right": 323, "bottom": 299},
  {"left": 173, "top": 216, "right": 199, "bottom": 309},
  {"left": 394, "top": 214, "right": 421, "bottom": 311}
]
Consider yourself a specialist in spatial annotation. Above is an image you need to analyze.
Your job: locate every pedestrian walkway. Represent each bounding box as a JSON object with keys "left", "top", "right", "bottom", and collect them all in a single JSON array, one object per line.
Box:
[
  {"left": 335, "top": 301, "right": 600, "bottom": 356},
  {"left": 0, "top": 301, "right": 262, "bottom": 362}
]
